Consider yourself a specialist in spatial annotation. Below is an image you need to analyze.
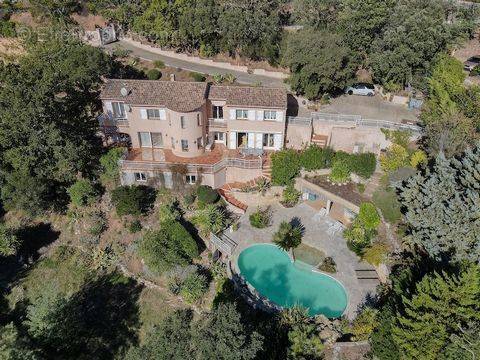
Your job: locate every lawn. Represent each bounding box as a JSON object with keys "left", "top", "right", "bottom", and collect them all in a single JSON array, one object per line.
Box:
[{"left": 372, "top": 187, "right": 402, "bottom": 224}]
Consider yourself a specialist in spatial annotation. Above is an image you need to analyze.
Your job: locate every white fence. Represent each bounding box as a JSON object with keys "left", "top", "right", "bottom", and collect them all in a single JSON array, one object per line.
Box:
[{"left": 288, "top": 113, "right": 421, "bottom": 133}]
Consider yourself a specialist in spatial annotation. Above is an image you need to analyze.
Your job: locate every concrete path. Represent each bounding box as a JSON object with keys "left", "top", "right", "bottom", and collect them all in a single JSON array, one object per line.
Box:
[
  {"left": 103, "top": 39, "right": 287, "bottom": 88},
  {"left": 229, "top": 203, "right": 378, "bottom": 319}
]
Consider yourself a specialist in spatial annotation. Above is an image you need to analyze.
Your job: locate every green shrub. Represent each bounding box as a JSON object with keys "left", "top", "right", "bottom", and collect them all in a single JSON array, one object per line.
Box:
[
  {"left": 318, "top": 257, "right": 336, "bottom": 273},
  {"left": 111, "top": 185, "right": 156, "bottom": 216},
  {"left": 128, "top": 219, "right": 142, "bottom": 233},
  {"left": 199, "top": 43, "right": 216, "bottom": 57},
  {"left": 282, "top": 185, "right": 301, "bottom": 207},
  {"left": 158, "top": 202, "right": 181, "bottom": 223},
  {"left": 0, "top": 223, "right": 19, "bottom": 257},
  {"left": 357, "top": 183, "right": 365, "bottom": 193},
  {"left": 166, "top": 265, "right": 208, "bottom": 303},
  {"left": 88, "top": 211, "right": 108, "bottom": 236},
  {"left": 345, "top": 203, "right": 381, "bottom": 256},
  {"left": 271, "top": 149, "right": 301, "bottom": 185},
  {"left": 350, "top": 153, "right": 376, "bottom": 179},
  {"left": 147, "top": 68, "right": 162, "bottom": 80},
  {"left": 0, "top": 20, "right": 16, "bottom": 37},
  {"left": 180, "top": 272, "right": 208, "bottom": 303},
  {"left": 196, "top": 185, "right": 219, "bottom": 204},
  {"left": 138, "top": 221, "right": 198, "bottom": 274},
  {"left": 380, "top": 144, "right": 409, "bottom": 172},
  {"left": 153, "top": 60, "right": 165, "bottom": 68},
  {"left": 372, "top": 188, "right": 401, "bottom": 223},
  {"left": 249, "top": 207, "right": 272, "bottom": 228},
  {"left": 183, "top": 193, "right": 196, "bottom": 206},
  {"left": 358, "top": 203, "right": 380, "bottom": 231},
  {"left": 190, "top": 72, "right": 206, "bottom": 82},
  {"left": 344, "top": 223, "right": 372, "bottom": 256},
  {"left": 300, "top": 145, "right": 334, "bottom": 170},
  {"left": 350, "top": 308, "right": 378, "bottom": 341},
  {"left": 100, "top": 147, "right": 125, "bottom": 188},
  {"left": 67, "top": 179, "right": 97, "bottom": 207},
  {"left": 192, "top": 204, "right": 229, "bottom": 235},
  {"left": 329, "top": 161, "right": 351, "bottom": 183},
  {"left": 362, "top": 242, "right": 389, "bottom": 266}
]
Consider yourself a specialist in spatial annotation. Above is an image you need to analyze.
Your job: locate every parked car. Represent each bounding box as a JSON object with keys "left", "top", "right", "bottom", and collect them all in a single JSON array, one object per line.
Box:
[
  {"left": 463, "top": 56, "right": 480, "bottom": 72},
  {"left": 345, "top": 83, "right": 375, "bottom": 96}
]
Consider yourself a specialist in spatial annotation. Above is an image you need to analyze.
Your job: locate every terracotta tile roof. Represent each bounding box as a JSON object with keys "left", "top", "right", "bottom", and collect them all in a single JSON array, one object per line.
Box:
[
  {"left": 100, "top": 79, "right": 208, "bottom": 112},
  {"left": 208, "top": 85, "right": 287, "bottom": 109}
]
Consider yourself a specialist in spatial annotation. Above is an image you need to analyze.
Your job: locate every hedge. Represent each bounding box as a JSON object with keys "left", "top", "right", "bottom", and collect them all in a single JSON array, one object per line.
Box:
[
  {"left": 271, "top": 149, "right": 301, "bottom": 185},
  {"left": 300, "top": 145, "right": 334, "bottom": 170},
  {"left": 271, "top": 146, "right": 377, "bottom": 185},
  {"left": 349, "top": 153, "right": 376, "bottom": 179}
]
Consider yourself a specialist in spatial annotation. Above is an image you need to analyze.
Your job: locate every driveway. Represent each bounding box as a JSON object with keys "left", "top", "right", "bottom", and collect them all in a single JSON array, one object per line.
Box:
[
  {"left": 103, "top": 39, "right": 286, "bottom": 88},
  {"left": 319, "top": 94, "right": 419, "bottom": 123},
  {"left": 229, "top": 202, "right": 378, "bottom": 319}
]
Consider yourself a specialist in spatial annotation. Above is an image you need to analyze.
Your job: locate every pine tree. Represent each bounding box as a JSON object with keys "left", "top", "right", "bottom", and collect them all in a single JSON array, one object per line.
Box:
[
  {"left": 399, "top": 144, "right": 480, "bottom": 263},
  {"left": 392, "top": 265, "right": 480, "bottom": 359}
]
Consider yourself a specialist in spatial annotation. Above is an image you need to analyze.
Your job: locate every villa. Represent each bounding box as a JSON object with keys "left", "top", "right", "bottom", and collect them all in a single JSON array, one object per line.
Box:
[
  {"left": 99, "top": 79, "right": 287, "bottom": 189},
  {"left": 99, "top": 78, "right": 418, "bottom": 192}
]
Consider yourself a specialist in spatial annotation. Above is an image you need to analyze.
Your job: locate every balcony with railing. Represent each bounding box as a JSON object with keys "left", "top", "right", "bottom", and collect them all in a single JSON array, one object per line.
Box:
[
  {"left": 119, "top": 144, "right": 264, "bottom": 174},
  {"left": 208, "top": 118, "right": 227, "bottom": 128},
  {"left": 98, "top": 113, "right": 129, "bottom": 128}
]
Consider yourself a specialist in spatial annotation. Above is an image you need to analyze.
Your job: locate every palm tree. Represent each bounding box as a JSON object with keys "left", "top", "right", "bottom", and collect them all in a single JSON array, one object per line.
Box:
[{"left": 272, "top": 221, "right": 302, "bottom": 262}]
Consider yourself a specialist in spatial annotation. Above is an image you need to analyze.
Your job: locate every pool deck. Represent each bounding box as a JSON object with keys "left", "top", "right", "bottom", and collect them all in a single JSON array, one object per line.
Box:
[{"left": 228, "top": 202, "right": 378, "bottom": 320}]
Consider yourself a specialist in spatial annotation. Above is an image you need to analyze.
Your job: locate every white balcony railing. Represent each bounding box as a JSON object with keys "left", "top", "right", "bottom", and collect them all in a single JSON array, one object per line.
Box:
[
  {"left": 119, "top": 156, "right": 263, "bottom": 174},
  {"left": 208, "top": 118, "right": 227, "bottom": 128}
]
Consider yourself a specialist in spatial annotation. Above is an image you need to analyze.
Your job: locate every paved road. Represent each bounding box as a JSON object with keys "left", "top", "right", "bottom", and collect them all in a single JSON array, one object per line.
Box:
[{"left": 103, "top": 39, "right": 286, "bottom": 88}]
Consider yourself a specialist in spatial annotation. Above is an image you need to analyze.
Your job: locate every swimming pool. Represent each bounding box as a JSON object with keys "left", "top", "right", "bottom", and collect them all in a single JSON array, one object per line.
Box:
[{"left": 237, "top": 244, "right": 348, "bottom": 317}]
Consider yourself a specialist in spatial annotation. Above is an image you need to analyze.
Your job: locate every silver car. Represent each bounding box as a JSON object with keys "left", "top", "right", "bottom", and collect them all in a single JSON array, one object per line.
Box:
[{"left": 345, "top": 83, "right": 375, "bottom": 96}]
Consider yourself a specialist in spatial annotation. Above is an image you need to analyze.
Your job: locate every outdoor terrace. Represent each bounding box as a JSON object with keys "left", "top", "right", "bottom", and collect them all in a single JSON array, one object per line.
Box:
[{"left": 121, "top": 144, "right": 266, "bottom": 173}]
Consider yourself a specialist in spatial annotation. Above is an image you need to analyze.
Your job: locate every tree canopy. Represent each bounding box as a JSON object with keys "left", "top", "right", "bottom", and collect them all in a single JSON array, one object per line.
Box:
[
  {"left": 282, "top": 29, "right": 356, "bottom": 99},
  {"left": 0, "top": 36, "right": 112, "bottom": 214},
  {"left": 399, "top": 144, "right": 480, "bottom": 263}
]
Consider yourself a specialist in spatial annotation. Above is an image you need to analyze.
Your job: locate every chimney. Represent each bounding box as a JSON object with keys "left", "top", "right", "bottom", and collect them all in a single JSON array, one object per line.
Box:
[{"left": 170, "top": 73, "right": 175, "bottom": 82}]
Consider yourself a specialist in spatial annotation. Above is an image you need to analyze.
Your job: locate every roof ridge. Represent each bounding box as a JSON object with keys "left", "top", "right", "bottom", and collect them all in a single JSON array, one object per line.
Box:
[
  {"left": 106, "top": 78, "right": 208, "bottom": 86},
  {"left": 210, "top": 84, "right": 286, "bottom": 91}
]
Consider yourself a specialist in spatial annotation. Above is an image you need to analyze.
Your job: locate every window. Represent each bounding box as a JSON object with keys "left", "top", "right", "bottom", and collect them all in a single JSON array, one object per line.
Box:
[
  {"left": 197, "top": 137, "right": 203, "bottom": 149},
  {"left": 264, "top": 110, "right": 277, "bottom": 121},
  {"left": 171, "top": 137, "right": 175, "bottom": 149},
  {"left": 138, "top": 132, "right": 152, "bottom": 147},
  {"left": 212, "top": 106, "right": 223, "bottom": 119},
  {"left": 214, "top": 132, "right": 225, "bottom": 142},
  {"left": 147, "top": 109, "right": 161, "bottom": 119},
  {"left": 180, "top": 116, "right": 186, "bottom": 129},
  {"left": 112, "top": 102, "right": 126, "bottom": 119},
  {"left": 134, "top": 172, "right": 147, "bottom": 182},
  {"left": 197, "top": 114, "right": 202, "bottom": 126},
  {"left": 181, "top": 139, "right": 188, "bottom": 151},
  {"left": 151, "top": 132, "right": 163, "bottom": 148},
  {"left": 236, "top": 109, "right": 248, "bottom": 119},
  {"left": 185, "top": 175, "right": 196, "bottom": 184},
  {"left": 263, "top": 133, "right": 275, "bottom": 148}
]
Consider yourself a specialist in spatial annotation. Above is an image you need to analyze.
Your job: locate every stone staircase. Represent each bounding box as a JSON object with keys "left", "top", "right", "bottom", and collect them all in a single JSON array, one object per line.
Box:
[
  {"left": 218, "top": 177, "right": 268, "bottom": 213},
  {"left": 262, "top": 157, "right": 272, "bottom": 181}
]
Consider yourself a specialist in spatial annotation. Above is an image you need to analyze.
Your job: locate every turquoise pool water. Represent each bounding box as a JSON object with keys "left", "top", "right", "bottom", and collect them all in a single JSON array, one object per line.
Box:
[{"left": 237, "top": 244, "right": 348, "bottom": 317}]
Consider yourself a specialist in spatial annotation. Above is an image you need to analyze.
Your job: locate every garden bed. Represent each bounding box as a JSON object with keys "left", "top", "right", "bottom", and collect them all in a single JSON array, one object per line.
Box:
[{"left": 305, "top": 176, "right": 368, "bottom": 206}]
